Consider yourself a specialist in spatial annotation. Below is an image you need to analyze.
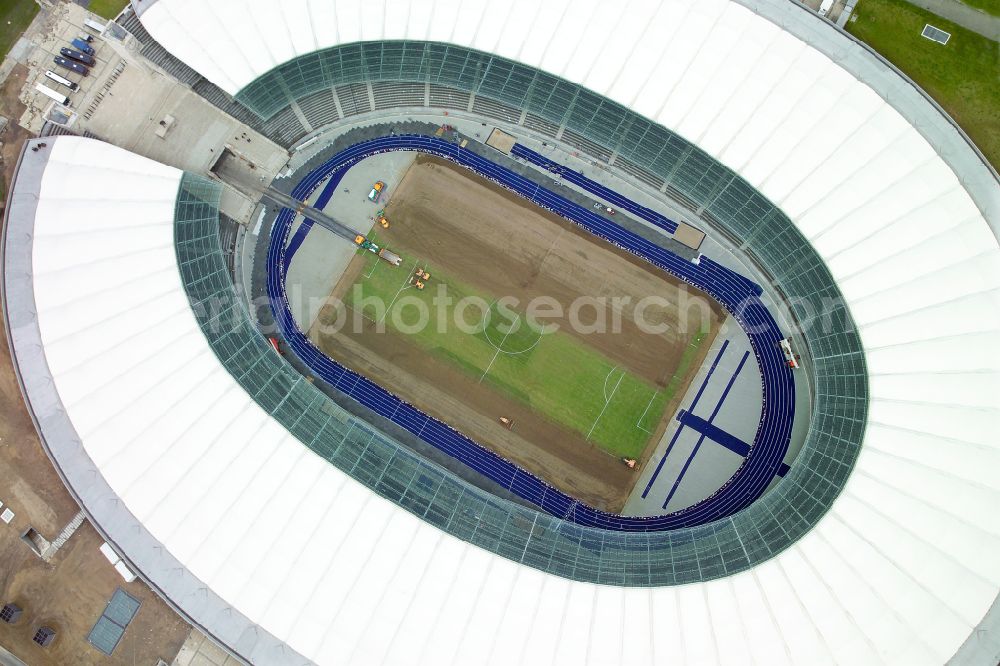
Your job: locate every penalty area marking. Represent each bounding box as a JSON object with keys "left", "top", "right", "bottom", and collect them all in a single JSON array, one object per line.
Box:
[
  {"left": 363, "top": 232, "right": 380, "bottom": 279},
  {"left": 634, "top": 390, "right": 660, "bottom": 434},
  {"left": 364, "top": 254, "right": 380, "bottom": 279}
]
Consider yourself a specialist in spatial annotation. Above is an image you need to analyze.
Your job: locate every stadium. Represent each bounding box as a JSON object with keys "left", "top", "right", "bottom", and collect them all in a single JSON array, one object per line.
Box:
[{"left": 1, "top": 0, "right": 998, "bottom": 663}]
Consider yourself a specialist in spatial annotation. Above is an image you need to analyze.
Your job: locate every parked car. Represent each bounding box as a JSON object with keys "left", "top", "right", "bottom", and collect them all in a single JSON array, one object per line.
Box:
[{"left": 368, "top": 181, "right": 386, "bottom": 202}]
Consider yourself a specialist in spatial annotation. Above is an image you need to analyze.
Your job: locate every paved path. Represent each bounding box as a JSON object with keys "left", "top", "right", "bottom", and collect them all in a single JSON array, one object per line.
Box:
[{"left": 900, "top": 0, "right": 1000, "bottom": 41}]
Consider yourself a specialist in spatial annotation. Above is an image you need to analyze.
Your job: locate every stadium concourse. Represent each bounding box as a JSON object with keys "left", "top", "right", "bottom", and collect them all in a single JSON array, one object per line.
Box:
[{"left": 1, "top": 1, "right": 998, "bottom": 666}]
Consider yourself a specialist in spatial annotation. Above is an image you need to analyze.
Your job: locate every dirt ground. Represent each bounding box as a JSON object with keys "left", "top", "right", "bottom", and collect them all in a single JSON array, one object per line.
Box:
[
  {"left": 311, "top": 157, "right": 722, "bottom": 512},
  {"left": 0, "top": 521, "right": 191, "bottom": 665},
  {"left": 382, "top": 157, "right": 723, "bottom": 387},
  {"left": 0, "top": 299, "right": 191, "bottom": 662},
  {"left": 1, "top": 64, "right": 33, "bottom": 202}
]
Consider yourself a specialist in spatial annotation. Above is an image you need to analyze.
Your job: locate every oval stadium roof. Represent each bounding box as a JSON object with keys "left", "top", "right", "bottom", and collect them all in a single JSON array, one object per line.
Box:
[{"left": 2, "top": 0, "right": 999, "bottom": 663}]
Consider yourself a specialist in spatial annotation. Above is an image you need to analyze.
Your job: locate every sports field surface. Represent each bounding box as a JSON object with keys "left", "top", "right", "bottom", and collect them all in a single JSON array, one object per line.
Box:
[
  {"left": 89, "top": 0, "right": 130, "bottom": 20},
  {"left": 0, "top": 0, "right": 38, "bottom": 60},
  {"left": 310, "top": 157, "right": 722, "bottom": 511},
  {"left": 847, "top": 0, "right": 1000, "bottom": 169}
]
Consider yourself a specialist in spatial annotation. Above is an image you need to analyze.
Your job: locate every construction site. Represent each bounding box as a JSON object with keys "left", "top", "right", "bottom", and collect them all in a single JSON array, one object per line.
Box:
[{"left": 309, "top": 156, "right": 724, "bottom": 511}]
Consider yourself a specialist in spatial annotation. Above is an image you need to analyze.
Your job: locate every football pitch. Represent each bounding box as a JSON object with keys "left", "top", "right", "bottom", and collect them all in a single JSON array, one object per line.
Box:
[
  {"left": 309, "top": 156, "right": 722, "bottom": 510},
  {"left": 345, "top": 244, "right": 706, "bottom": 460}
]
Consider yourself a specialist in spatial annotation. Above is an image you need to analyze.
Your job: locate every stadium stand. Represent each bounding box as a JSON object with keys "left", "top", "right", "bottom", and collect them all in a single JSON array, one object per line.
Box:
[{"left": 2, "top": 0, "right": 995, "bottom": 662}]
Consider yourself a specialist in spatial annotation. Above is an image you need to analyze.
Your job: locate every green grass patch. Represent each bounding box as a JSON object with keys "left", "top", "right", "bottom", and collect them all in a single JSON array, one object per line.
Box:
[
  {"left": 589, "top": 375, "right": 671, "bottom": 453},
  {"left": 0, "top": 0, "right": 38, "bottom": 60},
  {"left": 88, "top": 0, "right": 130, "bottom": 20},
  {"left": 847, "top": 0, "right": 1000, "bottom": 169},
  {"left": 346, "top": 247, "right": 674, "bottom": 459},
  {"left": 471, "top": 300, "right": 543, "bottom": 363}
]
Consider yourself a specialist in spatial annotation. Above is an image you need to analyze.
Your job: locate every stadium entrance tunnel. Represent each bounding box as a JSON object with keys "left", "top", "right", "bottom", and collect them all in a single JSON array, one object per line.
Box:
[{"left": 209, "top": 146, "right": 263, "bottom": 198}]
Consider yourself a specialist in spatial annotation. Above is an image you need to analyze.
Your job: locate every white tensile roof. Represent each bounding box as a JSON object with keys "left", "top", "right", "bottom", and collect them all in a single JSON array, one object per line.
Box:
[{"left": 11, "top": 0, "right": 1000, "bottom": 663}]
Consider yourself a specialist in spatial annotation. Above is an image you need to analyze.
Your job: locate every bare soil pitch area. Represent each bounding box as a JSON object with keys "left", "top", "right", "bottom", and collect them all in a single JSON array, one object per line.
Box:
[{"left": 308, "top": 157, "right": 722, "bottom": 512}]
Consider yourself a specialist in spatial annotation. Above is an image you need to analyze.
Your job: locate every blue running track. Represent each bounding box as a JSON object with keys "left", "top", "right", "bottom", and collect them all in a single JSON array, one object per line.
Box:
[
  {"left": 677, "top": 411, "right": 752, "bottom": 457},
  {"left": 266, "top": 134, "right": 794, "bottom": 531},
  {"left": 510, "top": 144, "right": 679, "bottom": 236}
]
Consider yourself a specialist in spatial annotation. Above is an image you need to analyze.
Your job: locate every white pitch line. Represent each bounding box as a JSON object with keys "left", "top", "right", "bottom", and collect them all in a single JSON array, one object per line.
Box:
[
  {"left": 587, "top": 370, "right": 624, "bottom": 440},
  {"left": 602, "top": 366, "right": 619, "bottom": 402},
  {"left": 479, "top": 314, "right": 519, "bottom": 383},
  {"left": 362, "top": 232, "right": 379, "bottom": 277},
  {"left": 635, "top": 390, "right": 659, "bottom": 432},
  {"left": 345, "top": 304, "right": 377, "bottom": 325},
  {"left": 481, "top": 300, "right": 544, "bottom": 356},
  {"left": 378, "top": 259, "right": 419, "bottom": 324},
  {"left": 536, "top": 229, "right": 562, "bottom": 274}
]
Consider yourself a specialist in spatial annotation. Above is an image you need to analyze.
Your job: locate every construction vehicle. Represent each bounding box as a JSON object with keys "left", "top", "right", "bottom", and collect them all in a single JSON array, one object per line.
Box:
[
  {"left": 375, "top": 209, "right": 390, "bottom": 229},
  {"left": 499, "top": 416, "right": 514, "bottom": 430},
  {"left": 368, "top": 180, "right": 386, "bottom": 202},
  {"left": 779, "top": 338, "right": 800, "bottom": 369},
  {"left": 268, "top": 337, "right": 283, "bottom": 355},
  {"left": 409, "top": 277, "right": 425, "bottom": 290},
  {"left": 414, "top": 267, "right": 431, "bottom": 281},
  {"left": 354, "top": 234, "right": 402, "bottom": 266}
]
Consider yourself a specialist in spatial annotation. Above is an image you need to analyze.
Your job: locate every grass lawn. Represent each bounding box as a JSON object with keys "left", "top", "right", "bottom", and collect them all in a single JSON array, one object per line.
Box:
[
  {"left": 88, "top": 0, "right": 130, "bottom": 20},
  {"left": 0, "top": 0, "right": 38, "bottom": 60},
  {"left": 346, "top": 245, "right": 696, "bottom": 459},
  {"left": 847, "top": 0, "right": 1000, "bottom": 170}
]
